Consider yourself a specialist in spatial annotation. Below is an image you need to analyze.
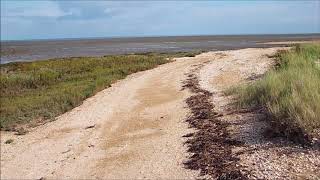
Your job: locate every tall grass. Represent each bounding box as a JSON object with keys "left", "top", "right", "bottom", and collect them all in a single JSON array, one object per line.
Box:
[
  {"left": 0, "top": 52, "right": 199, "bottom": 131},
  {"left": 230, "top": 44, "right": 320, "bottom": 143}
]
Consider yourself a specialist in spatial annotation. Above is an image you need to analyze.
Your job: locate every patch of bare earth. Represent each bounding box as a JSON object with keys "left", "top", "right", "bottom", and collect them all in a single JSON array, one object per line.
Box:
[{"left": 197, "top": 48, "right": 320, "bottom": 179}]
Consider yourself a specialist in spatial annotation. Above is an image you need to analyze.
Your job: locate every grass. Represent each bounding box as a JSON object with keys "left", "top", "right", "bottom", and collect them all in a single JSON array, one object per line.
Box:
[
  {"left": 0, "top": 51, "right": 201, "bottom": 131},
  {"left": 228, "top": 44, "right": 320, "bottom": 143}
]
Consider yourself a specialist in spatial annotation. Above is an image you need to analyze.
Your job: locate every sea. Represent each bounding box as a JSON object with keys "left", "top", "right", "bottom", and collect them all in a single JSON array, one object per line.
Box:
[{"left": 1, "top": 34, "right": 320, "bottom": 64}]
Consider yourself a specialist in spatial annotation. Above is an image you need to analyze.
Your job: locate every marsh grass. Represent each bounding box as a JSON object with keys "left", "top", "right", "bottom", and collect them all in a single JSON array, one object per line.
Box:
[
  {"left": 228, "top": 44, "right": 320, "bottom": 143},
  {"left": 0, "top": 52, "right": 199, "bottom": 131}
]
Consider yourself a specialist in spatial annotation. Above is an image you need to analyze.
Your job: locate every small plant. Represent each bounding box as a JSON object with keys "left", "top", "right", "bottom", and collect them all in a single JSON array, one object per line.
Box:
[
  {"left": 15, "top": 127, "right": 28, "bottom": 135},
  {"left": 5, "top": 139, "right": 14, "bottom": 144}
]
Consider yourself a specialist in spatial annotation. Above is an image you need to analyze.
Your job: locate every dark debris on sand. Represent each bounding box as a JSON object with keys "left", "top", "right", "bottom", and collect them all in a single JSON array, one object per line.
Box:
[{"left": 182, "top": 63, "right": 249, "bottom": 180}]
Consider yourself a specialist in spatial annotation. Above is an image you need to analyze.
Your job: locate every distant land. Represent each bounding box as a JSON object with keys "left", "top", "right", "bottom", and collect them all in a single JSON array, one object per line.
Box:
[{"left": 1, "top": 34, "right": 320, "bottom": 64}]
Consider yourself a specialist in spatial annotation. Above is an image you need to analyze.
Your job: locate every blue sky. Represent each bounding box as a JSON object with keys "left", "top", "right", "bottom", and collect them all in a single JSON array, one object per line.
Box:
[{"left": 1, "top": 1, "right": 320, "bottom": 40}]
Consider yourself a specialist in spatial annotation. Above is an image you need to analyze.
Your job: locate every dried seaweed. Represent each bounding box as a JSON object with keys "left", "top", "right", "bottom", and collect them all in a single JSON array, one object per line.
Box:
[{"left": 182, "top": 63, "right": 248, "bottom": 179}]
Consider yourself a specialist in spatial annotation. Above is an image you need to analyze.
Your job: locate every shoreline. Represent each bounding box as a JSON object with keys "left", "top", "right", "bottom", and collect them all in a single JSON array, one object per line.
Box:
[
  {"left": 3, "top": 33, "right": 320, "bottom": 43},
  {"left": 2, "top": 34, "right": 320, "bottom": 64},
  {"left": 258, "top": 40, "right": 320, "bottom": 45}
]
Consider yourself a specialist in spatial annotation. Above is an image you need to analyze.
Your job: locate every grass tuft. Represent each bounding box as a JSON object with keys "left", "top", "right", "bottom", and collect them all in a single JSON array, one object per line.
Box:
[{"left": 229, "top": 44, "right": 320, "bottom": 143}]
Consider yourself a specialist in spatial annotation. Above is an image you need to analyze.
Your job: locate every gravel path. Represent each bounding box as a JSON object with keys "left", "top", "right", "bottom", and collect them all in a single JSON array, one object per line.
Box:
[{"left": 1, "top": 47, "right": 319, "bottom": 179}]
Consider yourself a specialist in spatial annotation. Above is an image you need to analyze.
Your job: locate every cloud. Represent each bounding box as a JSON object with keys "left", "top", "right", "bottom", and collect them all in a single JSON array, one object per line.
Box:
[
  {"left": 55, "top": 1, "right": 115, "bottom": 20},
  {"left": 1, "top": 1, "right": 319, "bottom": 40},
  {"left": 1, "top": 1, "right": 69, "bottom": 18}
]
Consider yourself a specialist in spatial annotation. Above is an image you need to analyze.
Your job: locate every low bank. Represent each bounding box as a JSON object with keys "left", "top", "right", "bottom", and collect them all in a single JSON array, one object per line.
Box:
[{"left": 0, "top": 52, "right": 199, "bottom": 131}]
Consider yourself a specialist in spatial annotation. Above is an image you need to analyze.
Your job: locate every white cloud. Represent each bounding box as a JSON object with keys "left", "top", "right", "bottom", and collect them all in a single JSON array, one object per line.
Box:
[{"left": 2, "top": 1, "right": 70, "bottom": 18}]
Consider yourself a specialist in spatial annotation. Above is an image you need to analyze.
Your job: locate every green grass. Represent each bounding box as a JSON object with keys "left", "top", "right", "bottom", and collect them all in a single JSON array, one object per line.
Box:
[
  {"left": 228, "top": 44, "right": 320, "bottom": 143},
  {"left": 0, "top": 52, "right": 201, "bottom": 131}
]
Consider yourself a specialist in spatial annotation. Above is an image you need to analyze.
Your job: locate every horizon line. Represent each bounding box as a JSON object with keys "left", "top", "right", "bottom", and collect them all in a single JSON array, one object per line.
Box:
[{"left": 2, "top": 32, "right": 320, "bottom": 42}]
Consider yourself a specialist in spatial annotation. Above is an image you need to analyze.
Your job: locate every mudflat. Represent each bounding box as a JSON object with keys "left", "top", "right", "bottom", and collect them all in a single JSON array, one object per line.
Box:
[{"left": 2, "top": 34, "right": 320, "bottom": 64}]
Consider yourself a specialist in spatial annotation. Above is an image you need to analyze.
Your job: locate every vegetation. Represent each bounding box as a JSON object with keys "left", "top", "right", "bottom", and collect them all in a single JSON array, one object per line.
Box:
[
  {"left": 4, "top": 139, "right": 14, "bottom": 144},
  {"left": 0, "top": 52, "right": 201, "bottom": 131},
  {"left": 228, "top": 44, "right": 320, "bottom": 143}
]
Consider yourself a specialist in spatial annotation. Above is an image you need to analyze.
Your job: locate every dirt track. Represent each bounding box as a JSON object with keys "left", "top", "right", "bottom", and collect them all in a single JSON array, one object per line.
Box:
[{"left": 1, "top": 47, "right": 318, "bottom": 179}]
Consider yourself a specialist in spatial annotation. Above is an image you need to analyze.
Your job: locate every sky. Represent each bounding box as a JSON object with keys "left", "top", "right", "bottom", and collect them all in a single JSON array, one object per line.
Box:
[{"left": 1, "top": 1, "right": 320, "bottom": 40}]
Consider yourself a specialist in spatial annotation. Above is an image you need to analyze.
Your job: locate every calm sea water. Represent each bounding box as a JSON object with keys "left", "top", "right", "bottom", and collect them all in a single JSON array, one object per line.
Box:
[{"left": 1, "top": 34, "right": 320, "bottom": 64}]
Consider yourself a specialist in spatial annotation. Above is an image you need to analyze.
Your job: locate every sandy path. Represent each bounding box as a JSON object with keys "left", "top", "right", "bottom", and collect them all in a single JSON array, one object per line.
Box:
[{"left": 1, "top": 53, "right": 213, "bottom": 179}]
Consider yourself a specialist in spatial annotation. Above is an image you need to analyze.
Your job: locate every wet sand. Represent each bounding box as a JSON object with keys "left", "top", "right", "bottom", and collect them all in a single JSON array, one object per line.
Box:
[{"left": 1, "top": 34, "right": 320, "bottom": 64}]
